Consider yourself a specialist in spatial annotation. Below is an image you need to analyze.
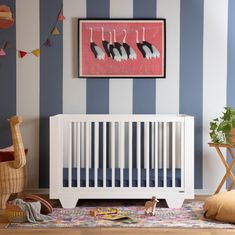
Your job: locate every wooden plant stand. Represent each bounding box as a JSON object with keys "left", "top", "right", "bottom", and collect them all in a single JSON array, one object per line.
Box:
[{"left": 209, "top": 143, "right": 235, "bottom": 194}]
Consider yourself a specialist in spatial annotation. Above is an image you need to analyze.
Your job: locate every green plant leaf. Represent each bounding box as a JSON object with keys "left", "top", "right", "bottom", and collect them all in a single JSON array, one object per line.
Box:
[
  {"left": 232, "top": 119, "right": 235, "bottom": 128},
  {"left": 210, "top": 122, "right": 217, "bottom": 130},
  {"left": 213, "top": 118, "right": 219, "bottom": 122},
  {"left": 210, "top": 132, "right": 217, "bottom": 139},
  {"left": 223, "top": 111, "right": 231, "bottom": 121},
  {"left": 218, "top": 122, "right": 231, "bottom": 132}
]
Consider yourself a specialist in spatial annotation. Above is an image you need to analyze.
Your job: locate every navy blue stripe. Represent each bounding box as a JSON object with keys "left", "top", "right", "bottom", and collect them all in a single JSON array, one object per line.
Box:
[
  {"left": 133, "top": 0, "right": 156, "bottom": 114},
  {"left": 39, "top": 0, "right": 63, "bottom": 187},
  {"left": 227, "top": 0, "right": 235, "bottom": 188},
  {"left": 180, "top": 0, "right": 204, "bottom": 189},
  {"left": 0, "top": 0, "right": 16, "bottom": 148},
  {"left": 133, "top": 0, "right": 157, "bottom": 19},
  {"left": 86, "top": 0, "right": 109, "bottom": 114},
  {"left": 86, "top": 80, "right": 109, "bottom": 114}
]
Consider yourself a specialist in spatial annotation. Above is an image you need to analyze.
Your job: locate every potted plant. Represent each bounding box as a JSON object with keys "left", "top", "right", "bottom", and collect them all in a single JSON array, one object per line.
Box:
[{"left": 210, "top": 107, "right": 235, "bottom": 145}]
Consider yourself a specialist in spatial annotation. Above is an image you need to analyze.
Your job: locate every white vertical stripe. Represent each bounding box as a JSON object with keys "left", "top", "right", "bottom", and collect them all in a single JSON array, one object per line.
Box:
[
  {"left": 63, "top": 0, "right": 86, "bottom": 114},
  {"left": 203, "top": 0, "right": 228, "bottom": 191},
  {"left": 156, "top": 0, "right": 180, "bottom": 114},
  {"left": 109, "top": 0, "right": 133, "bottom": 114},
  {"left": 16, "top": 0, "right": 39, "bottom": 189}
]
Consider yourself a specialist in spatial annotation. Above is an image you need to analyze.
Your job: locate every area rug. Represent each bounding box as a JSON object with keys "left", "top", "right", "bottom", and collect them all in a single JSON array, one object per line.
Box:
[{"left": 6, "top": 201, "right": 235, "bottom": 229}]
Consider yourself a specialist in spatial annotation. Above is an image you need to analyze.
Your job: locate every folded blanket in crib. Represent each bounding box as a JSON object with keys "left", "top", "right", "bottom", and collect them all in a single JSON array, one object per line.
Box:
[{"left": 11, "top": 198, "right": 51, "bottom": 223}]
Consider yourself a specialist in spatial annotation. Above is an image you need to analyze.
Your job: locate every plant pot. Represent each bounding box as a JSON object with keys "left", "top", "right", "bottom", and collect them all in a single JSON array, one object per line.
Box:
[{"left": 228, "top": 128, "right": 235, "bottom": 145}]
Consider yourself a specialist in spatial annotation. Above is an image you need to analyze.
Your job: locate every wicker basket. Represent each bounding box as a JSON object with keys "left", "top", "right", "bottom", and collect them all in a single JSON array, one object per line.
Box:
[{"left": 5, "top": 202, "right": 27, "bottom": 223}]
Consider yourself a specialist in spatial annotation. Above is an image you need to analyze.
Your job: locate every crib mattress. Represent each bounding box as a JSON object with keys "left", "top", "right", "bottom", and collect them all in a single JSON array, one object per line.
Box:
[{"left": 63, "top": 168, "right": 181, "bottom": 188}]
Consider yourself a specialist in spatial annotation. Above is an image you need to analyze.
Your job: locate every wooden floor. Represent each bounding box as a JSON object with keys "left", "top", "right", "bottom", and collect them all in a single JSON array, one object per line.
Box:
[{"left": 1, "top": 196, "right": 235, "bottom": 235}]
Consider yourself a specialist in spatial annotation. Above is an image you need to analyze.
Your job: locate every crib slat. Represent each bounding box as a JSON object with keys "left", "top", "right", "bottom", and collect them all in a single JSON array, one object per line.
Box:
[
  {"left": 163, "top": 122, "right": 167, "bottom": 188},
  {"left": 76, "top": 122, "right": 80, "bottom": 188},
  {"left": 94, "top": 122, "right": 99, "bottom": 188},
  {"left": 158, "top": 123, "right": 162, "bottom": 169},
  {"left": 85, "top": 122, "right": 90, "bottom": 187},
  {"left": 137, "top": 122, "right": 141, "bottom": 188},
  {"left": 181, "top": 122, "right": 185, "bottom": 189},
  {"left": 172, "top": 122, "right": 176, "bottom": 188},
  {"left": 111, "top": 122, "right": 115, "bottom": 187},
  {"left": 129, "top": 122, "right": 132, "bottom": 187},
  {"left": 103, "top": 122, "right": 107, "bottom": 187},
  {"left": 68, "top": 122, "right": 72, "bottom": 188},
  {"left": 81, "top": 122, "right": 84, "bottom": 168},
  {"left": 145, "top": 122, "right": 150, "bottom": 187},
  {"left": 154, "top": 122, "right": 158, "bottom": 188},
  {"left": 151, "top": 122, "right": 154, "bottom": 169},
  {"left": 120, "top": 122, "right": 124, "bottom": 187}
]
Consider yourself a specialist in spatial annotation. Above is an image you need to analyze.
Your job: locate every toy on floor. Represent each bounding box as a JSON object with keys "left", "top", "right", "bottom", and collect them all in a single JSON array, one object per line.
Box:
[
  {"left": 89, "top": 207, "right": 119, "bottom": 216},
  {"left": 144, "top": 196, "right": 159, "bottom": 216}
]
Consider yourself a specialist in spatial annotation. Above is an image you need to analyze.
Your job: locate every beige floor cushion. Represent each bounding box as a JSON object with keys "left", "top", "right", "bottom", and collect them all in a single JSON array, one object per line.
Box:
[{"left": 204, "top": 191, "right": 235, "bottom": 223}]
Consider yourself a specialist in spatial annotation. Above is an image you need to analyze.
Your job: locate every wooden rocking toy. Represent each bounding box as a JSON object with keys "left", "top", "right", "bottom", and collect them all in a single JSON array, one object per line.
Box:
[{"left": 0, "top": 116, "right": 27, "bottom": 209}]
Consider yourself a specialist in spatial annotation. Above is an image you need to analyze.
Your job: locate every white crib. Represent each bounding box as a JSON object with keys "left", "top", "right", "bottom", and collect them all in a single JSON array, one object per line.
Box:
[{"left": 50, "top": 114, "right": 194, "bottom": 208}]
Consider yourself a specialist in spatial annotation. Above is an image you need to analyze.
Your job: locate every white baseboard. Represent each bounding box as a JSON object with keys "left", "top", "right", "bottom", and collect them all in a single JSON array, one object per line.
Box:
[
  {"left": 195, "top": 188, "right": 230, "bottom": 195},
  {"left": 194, "top": 189, "right": 214, "bottom": 195},
  {"left": 24, "top": 188, "right": 49, "bottom": 194}
]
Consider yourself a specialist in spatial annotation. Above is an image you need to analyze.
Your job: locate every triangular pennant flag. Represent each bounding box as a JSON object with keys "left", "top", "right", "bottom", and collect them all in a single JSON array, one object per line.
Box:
[
  {"left": 51, "top": 26, "right": 60, "bottom": 36},
  {"left": 58, "top": 12, "right": 65, "bottom": 21},
  {"left": 44, "top": 38, "right": 52, "bottom": 47},
  {"left": 0, "top": 49, "right": 6, "bottom": 56},
  {"left": 32, "top": 49, "right": 40, "bottom": 57},
  {"left": 3, "top": 41, "right": 11, "bottom": 49},
  {"left": 19, "top": 50, "right": 27, "bottom": 58}
]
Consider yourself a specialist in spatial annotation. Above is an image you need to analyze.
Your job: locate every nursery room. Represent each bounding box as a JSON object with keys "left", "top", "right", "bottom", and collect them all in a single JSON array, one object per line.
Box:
[{"left": 0, "top": 0, "right": 235, "bottom": 234}]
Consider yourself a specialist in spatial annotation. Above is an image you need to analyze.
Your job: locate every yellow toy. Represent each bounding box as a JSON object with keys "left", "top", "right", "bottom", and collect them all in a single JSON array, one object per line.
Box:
[{"left": 89, "top": 207, "right": 118, "bottom": 216}]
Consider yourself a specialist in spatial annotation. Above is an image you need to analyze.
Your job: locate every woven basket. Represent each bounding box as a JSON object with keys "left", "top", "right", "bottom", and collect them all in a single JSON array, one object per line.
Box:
[{"left": 5, "top": 202, "right": 27, "bottom": 223}]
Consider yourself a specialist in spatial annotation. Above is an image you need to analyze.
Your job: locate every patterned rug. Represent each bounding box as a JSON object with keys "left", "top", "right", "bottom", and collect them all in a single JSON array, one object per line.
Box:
[{"left": 7, "top": 201, "right": 235, "bottom": 229}]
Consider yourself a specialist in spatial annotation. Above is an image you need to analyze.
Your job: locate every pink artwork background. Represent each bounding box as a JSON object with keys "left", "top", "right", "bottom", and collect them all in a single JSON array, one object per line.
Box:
[{"left": 79, "top": 20, "right": 165, "bottom": 77}]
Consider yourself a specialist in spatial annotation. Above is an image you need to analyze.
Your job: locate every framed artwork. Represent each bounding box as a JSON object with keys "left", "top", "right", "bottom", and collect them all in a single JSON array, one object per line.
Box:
[{"left": 78, "top": 19, "right": 166, "bottom": 78}]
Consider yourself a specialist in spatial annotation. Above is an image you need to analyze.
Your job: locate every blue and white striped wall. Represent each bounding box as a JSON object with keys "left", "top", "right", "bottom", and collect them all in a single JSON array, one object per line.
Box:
[{"left": 0, "top": 0, "right": 234, "bottom": 192}]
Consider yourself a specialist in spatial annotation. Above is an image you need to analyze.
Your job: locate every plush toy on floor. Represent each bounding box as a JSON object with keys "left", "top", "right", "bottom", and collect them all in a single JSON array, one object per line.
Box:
[{"left": 144, "top": 196, "right": 159, "bottom": 216}]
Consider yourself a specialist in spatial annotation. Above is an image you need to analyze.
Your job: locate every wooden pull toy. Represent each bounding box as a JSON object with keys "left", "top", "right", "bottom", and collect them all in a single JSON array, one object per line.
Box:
[
  {"left": 90, "top": 207, "right": 119, "bottom": 216},
  {"left": 144, "top": 196, "right": 159, "bottom": 216}
]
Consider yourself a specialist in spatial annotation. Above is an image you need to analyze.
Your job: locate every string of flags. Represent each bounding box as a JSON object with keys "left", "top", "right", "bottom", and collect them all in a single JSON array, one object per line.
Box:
[{"left": 0, "top": 5, "right": 65, "bottom": 58}]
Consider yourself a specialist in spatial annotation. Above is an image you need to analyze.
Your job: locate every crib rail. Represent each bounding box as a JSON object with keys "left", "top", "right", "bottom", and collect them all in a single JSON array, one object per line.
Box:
[{"left": 50, "top": 114, "right": 194, "bottom": 205}]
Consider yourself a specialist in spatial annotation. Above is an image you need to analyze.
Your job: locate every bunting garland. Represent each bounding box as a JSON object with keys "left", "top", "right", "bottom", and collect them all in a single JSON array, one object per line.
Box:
[
  {"left": 58, "top": 11, "right": 65, "bottom": 21},
  {"left": 19, "top": 50, "right": 27, "bottom": 58},
  {"left": 44, "top": 38, "right": 52, "bottom": 47},
  {"left": 51, "top": 26, "right": 60, "bottom": 36},
  {"left": 0, "top": 4, "right": 65, "bottom": 59},
  {"left": 32, "top": 49, "right": 40, "bottom": 57},
  {"left": 0, "top": 48, "right": 6, "bottom": 56}
]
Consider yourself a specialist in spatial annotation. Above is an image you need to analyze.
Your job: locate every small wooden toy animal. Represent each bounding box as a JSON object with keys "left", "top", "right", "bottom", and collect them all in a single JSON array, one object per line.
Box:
[{"left": 144, "top": 196, "right": 159, "bottom": 216}]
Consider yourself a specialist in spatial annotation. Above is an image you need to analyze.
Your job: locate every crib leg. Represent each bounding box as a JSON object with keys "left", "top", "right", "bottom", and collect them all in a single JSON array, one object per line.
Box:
[
  {"left": 165, "top": 197, "right": 184, "bottom": 208},
  {"left": 59, "top": 195, "right": 78, "bottom": 208}
]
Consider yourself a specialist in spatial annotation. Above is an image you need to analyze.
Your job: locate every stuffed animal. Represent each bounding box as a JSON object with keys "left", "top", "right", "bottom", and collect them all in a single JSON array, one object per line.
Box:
[{"left": 144, "top": 196, "right": 159, "bottom": 216}]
